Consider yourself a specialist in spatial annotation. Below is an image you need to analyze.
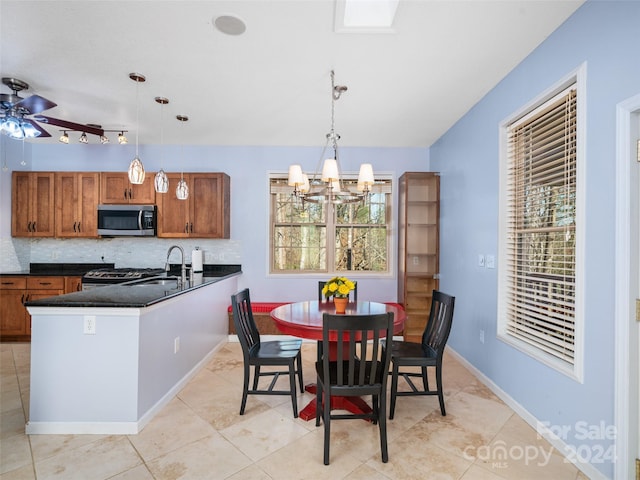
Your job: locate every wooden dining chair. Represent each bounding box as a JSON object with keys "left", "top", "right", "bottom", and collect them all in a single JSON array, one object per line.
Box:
[
  {"left": 317, "top": 280, "right": 358, "bottom": 302},
  {"left": 230, "top": 288, "right": 304, "bottom": 418},
  {"left": 383, "top": 290, "right": 455, "bottom": 419},
  {"left": 315, "top": 311, "right": 394, "bottom": 465}
]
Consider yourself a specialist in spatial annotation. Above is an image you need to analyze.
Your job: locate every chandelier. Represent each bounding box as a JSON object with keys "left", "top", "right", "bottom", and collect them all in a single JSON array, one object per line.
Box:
[{"left": 288, "top": 70, "right": 374, "bottom": 204}]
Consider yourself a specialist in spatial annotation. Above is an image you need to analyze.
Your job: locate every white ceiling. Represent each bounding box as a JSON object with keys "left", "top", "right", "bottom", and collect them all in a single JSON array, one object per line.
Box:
[{"left": 0, "top": 0, "right": 584, "bottom": 147}]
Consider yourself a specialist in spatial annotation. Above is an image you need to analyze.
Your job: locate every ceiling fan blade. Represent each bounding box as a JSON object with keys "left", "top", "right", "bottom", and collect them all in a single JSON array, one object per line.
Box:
[
  {"left": 15, "top": 95, "right": 57, "bottom": 115},
  {"left": 24, "top": 119, "right": 51, "bottom": 138},
  {"left": 33, "top": 115, "right": 104, "bottom": 136}
]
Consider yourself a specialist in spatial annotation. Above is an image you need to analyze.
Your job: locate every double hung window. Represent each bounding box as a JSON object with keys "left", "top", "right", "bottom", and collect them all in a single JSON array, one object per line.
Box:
[
  {"left": 498, "top": 74, "right": 583, "bottom": 379},
  {"left": 270, "top": 176, "right": 392, "bottom": 274}
]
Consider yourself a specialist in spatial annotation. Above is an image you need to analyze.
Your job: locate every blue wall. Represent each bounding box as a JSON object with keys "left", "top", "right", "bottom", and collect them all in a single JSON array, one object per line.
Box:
[{"left": 430, "top": 1, "right": 640, "bottom": 477}]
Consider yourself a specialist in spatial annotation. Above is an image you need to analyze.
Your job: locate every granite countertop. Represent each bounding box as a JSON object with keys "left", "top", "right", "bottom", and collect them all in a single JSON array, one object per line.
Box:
[{"left": 25, "top": 271, "right": 241, "bottom": 309}]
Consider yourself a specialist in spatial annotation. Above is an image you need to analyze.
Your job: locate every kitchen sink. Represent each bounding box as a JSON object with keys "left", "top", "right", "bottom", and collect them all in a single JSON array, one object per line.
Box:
[{"left": 132, "top": 276, "right": 181, "bottom": 287}]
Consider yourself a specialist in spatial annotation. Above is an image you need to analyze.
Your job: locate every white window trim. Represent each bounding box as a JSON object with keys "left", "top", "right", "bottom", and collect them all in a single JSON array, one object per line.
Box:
[
  {"left": 266, "top": 171, "right": 395, "bottom": 278},
  {"left": 497, "top": 63, "right": 586, "bottom": 382}
]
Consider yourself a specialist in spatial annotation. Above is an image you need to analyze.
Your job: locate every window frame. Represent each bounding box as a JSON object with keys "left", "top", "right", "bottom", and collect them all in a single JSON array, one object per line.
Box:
[
  {"left": 497, "top": 66, "right": 585, "bottom": 381},
  {"left": 268, "top": 172, "right": 394, "bottom": 277}
]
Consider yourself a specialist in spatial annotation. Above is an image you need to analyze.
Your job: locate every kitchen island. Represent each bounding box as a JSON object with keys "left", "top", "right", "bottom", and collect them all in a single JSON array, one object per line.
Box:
[{"left": 24, "top": 271, "right": 240, "bottom": 435}]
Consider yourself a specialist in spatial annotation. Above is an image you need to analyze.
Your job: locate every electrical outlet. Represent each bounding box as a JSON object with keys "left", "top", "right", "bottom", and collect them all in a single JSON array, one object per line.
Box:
[
  {"left": 413, "top": 256, "right": 419, "bottom": 265},
  {"left": 479, "top": 329, "right": 485, "bottom": 344},
  {"left": 486, "top": 255, "right": 495, "bottom": 269},
  {"left": 83, "top": 316, "right": 96, "bottom": 335},
  {"left": 174, "top": 337, "right": 180, "bottom": 354},
  {"left": 478, "top": 254, "right": 485, "bottom": 267}
]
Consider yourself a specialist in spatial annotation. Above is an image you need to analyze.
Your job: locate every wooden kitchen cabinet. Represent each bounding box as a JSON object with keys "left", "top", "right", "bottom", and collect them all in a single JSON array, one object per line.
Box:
[
  {"left": 64, "top": 276, "right": 83, "bottom": 293},
  {"left": 397, "top": 172, "right": 440, "bottom": 343},
  {"left": 0, "top": 276, "right": 65, "bottom": 339},
  {"left": 11, "top": 171, "right": 55, "bottom": 237},
  {"left": 55, "top": 172, "right": 100, "bottom": 237},
  {"left": 26, "top": 277, "right": 65, "bottom": 336},
  {"left": 157, "top": 173, "right": 230, "bottom": 238},
  {"left": 0, "top": 277, "right": 28, "bottom": 337},
  {"left": 99, "top": 172, "right": 156, "bottom": 204}
]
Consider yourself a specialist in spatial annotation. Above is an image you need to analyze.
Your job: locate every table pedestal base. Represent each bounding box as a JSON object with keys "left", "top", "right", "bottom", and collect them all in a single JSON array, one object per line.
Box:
[{"left": 298, "top": 383, "right": 372, "bottom": 422}]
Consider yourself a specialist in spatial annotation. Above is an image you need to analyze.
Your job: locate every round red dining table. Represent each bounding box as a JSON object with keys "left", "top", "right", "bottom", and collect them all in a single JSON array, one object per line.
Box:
[{"left": 270, "top": 300, "right": 405, "bottom": 421}]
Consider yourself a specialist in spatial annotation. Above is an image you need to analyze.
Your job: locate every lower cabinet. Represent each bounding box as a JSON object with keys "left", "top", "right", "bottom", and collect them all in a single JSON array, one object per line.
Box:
[
  {"left": 0, "top": 276, "right": 65, "bottom": 339},
  {"left": 0, "top": 278, "right": 27, "bottom": 336}
]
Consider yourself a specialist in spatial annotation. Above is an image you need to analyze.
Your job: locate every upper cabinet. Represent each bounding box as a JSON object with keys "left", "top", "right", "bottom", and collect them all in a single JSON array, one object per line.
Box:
[
  {"left": 11, "top": 172, "right": 55, "bottom": 237},
  {"left": 397, "top": 172, "right": 440, "bottom": 343},
  {"left": 100, "top": 172, "right": 155, "bottom": 205},
  {"left": 55, "top": 172, "right": 100, "bottom": 238},
  {"left": 157, "top": 173, "right": 230, "bottom": 238}
]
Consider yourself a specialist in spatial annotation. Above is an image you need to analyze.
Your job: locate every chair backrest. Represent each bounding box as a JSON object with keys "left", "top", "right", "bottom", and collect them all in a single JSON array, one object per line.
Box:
[
  {"left": 422, "top": 290, "right": 455, "bottom": 357},
  {"left": 231, "top": 288, "right": 260, "bottom": 356},
  {"left": 321, "top": 312, "right": 393, "bottom": 396},
  {"left": 318, "top": 280, "right": 358, "bottom": 303}
]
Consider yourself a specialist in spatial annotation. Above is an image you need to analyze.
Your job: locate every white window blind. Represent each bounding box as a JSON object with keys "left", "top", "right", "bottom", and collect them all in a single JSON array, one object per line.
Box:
[{"left": 503, "top": 85, "right": 577, "bottom": 365}]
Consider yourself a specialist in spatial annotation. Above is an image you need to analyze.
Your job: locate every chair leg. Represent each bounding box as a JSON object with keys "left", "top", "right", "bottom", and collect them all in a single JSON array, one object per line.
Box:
[
  {"left": 389, "top": 362, "right": 399, "bottom": 420},
  {"left": 323, "top": 385, "right": 331, "bottom": 465},
  {"left": 436, "top": 363, "right": 446, "bottom": 416},
  {"left": 296, "top": 352, "right": 304, "bottom": 393},
  {"left": 421, "top": 366, "right": 429, "bottom": 391},
  {"left": 240, "top": 363, "right": 250, "bottom": 415},
  {"left": 379, "top": 390, "right": 389, "bottom": 463},
  {"left": 288, "top": 361, "right": 299, "bottom": 418},
  {"left": 252, "top": 365, "right": 260, "bottom": 390}
]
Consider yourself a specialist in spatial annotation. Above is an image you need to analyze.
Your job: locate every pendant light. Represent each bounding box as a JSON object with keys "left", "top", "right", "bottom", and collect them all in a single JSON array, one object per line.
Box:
[
  {"left": 175, "top": 114, "right": 189, "bottom": 200},
  {"left": 127, "top": 72, "right": 146, "bottom": 184},
  {"left": 154, "top": 96, "right": 169, "bottom": 193}
]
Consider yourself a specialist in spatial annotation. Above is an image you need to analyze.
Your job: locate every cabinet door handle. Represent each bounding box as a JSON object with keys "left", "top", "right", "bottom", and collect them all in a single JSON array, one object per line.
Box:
[
  {"left": 78, "top": 222, "right": 81, "bottom": 232},
  {"left": 73, "top": 221, "right": 77, "bottom": 232},
  {"left": 21, "top": 294, "right": 25, "bottom": 304},
  {"left": 129, "top": 188, "right": 133, "bottom": 199},
  {"left": 39, "top": 282, "right": 52, "bottom": 286},
  {"left": 32, "top": 222, "right": 36, "bottom": 232},
  {"left": 190, "top": 222, "right": 193, "bottom": 233},
  {"left": 27, "top": 221, "right": 32, "bottom": 232},
  {"left": 185, "top": 223, "right": 189, "bottom": 233}
]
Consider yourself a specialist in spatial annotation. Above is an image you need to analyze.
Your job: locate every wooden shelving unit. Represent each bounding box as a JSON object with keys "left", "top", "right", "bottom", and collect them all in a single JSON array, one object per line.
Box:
[{"left": 397, "top": 172, "right": 440, "bottom": 342}]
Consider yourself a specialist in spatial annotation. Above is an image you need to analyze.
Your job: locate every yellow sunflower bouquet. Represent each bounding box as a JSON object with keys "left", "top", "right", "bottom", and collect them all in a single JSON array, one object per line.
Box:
[{"left": 322, "top": 276, "right": 356, "bottom": 299}]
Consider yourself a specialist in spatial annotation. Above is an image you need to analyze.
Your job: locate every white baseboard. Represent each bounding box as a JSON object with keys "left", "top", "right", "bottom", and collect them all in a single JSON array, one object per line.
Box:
[{"left": 446, "top": 347, "right": 608, "bottom": 480}]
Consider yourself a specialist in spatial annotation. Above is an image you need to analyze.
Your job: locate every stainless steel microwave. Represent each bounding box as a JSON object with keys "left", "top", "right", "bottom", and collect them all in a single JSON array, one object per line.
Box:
[{"left": 97, "top": 205, "right": 157, "bottom": 236}]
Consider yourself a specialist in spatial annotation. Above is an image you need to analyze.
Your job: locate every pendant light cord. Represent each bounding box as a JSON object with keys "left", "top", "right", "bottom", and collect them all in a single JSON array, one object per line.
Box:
[{"left": 135, "top": 79, "right": 140, "bottom": 158}]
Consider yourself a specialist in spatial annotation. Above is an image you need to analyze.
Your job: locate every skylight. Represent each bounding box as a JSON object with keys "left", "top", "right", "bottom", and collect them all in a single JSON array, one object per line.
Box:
[{"left": 334, "top": 0, "right": 399, "bottom": 33}]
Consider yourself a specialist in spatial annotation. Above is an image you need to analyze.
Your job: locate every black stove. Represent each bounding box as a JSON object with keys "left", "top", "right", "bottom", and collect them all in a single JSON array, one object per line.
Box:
[{"left": 82, "top": 267, "right": 165, "bottom": 289}]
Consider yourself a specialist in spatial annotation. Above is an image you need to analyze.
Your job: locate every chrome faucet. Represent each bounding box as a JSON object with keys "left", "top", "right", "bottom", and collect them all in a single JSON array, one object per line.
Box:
[{"left": 165, "top": 245, "right": 187, "bottom": 285}]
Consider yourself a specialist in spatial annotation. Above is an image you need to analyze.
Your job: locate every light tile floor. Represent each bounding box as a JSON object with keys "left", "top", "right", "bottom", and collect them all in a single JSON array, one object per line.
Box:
[{"left": 1, "top": 341, "right": 590, "bottom": 479}]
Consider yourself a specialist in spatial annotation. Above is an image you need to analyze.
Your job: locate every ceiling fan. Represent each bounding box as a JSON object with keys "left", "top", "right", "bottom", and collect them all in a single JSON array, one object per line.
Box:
[{"left": 0, "top": 77, "right": 104, "bottom": 140}]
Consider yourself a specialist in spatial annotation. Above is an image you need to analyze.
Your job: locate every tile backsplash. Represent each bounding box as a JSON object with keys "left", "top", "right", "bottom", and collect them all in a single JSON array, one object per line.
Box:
[{"left": 1, "top": 236, "right": 241, "bottom": 272}]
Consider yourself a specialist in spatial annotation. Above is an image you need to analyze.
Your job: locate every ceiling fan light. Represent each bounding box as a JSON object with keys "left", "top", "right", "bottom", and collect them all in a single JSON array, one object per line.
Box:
[
  {"left": 2, "top": 116, "right": 22, "bottom": 137},
  {"left": 118, "top": 132, "right": 128, "bottom": 144},
  {"left": 176, "top": 178, "right": 189, "bottom": 200},
  {"left": 128, "top": 156, "right": 145, "bottom": 184},
  {"left": 79, "top": 132, "right": 88, "bottom": 144},
  {"left": 154, "top": 169, "right": 169, "bottom": 193},
  {"left": 20, "top": 121, "right": 41, "bottom": 138}
]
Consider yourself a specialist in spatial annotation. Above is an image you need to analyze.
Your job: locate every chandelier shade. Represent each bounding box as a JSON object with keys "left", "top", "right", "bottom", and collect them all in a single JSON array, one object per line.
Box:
[{"left": 154, "top": 96, "right": 169, "bottom": 193}]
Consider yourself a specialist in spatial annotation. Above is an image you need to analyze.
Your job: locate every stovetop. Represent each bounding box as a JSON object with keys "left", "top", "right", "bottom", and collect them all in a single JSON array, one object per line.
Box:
[{"left": 83, "top": 268, "right": 165, "bottom": 282}]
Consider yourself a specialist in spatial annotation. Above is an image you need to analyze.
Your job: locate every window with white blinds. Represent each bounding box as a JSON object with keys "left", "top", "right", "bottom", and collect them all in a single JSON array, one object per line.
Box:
[{"left": 498, "top": 80, "right": 582, "bottom": 377}]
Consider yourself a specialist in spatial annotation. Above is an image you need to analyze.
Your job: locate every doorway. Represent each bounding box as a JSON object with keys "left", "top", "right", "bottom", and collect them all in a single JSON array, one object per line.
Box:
[{"left": 614, "top": 94, "right": 640, "bottom": 479}]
